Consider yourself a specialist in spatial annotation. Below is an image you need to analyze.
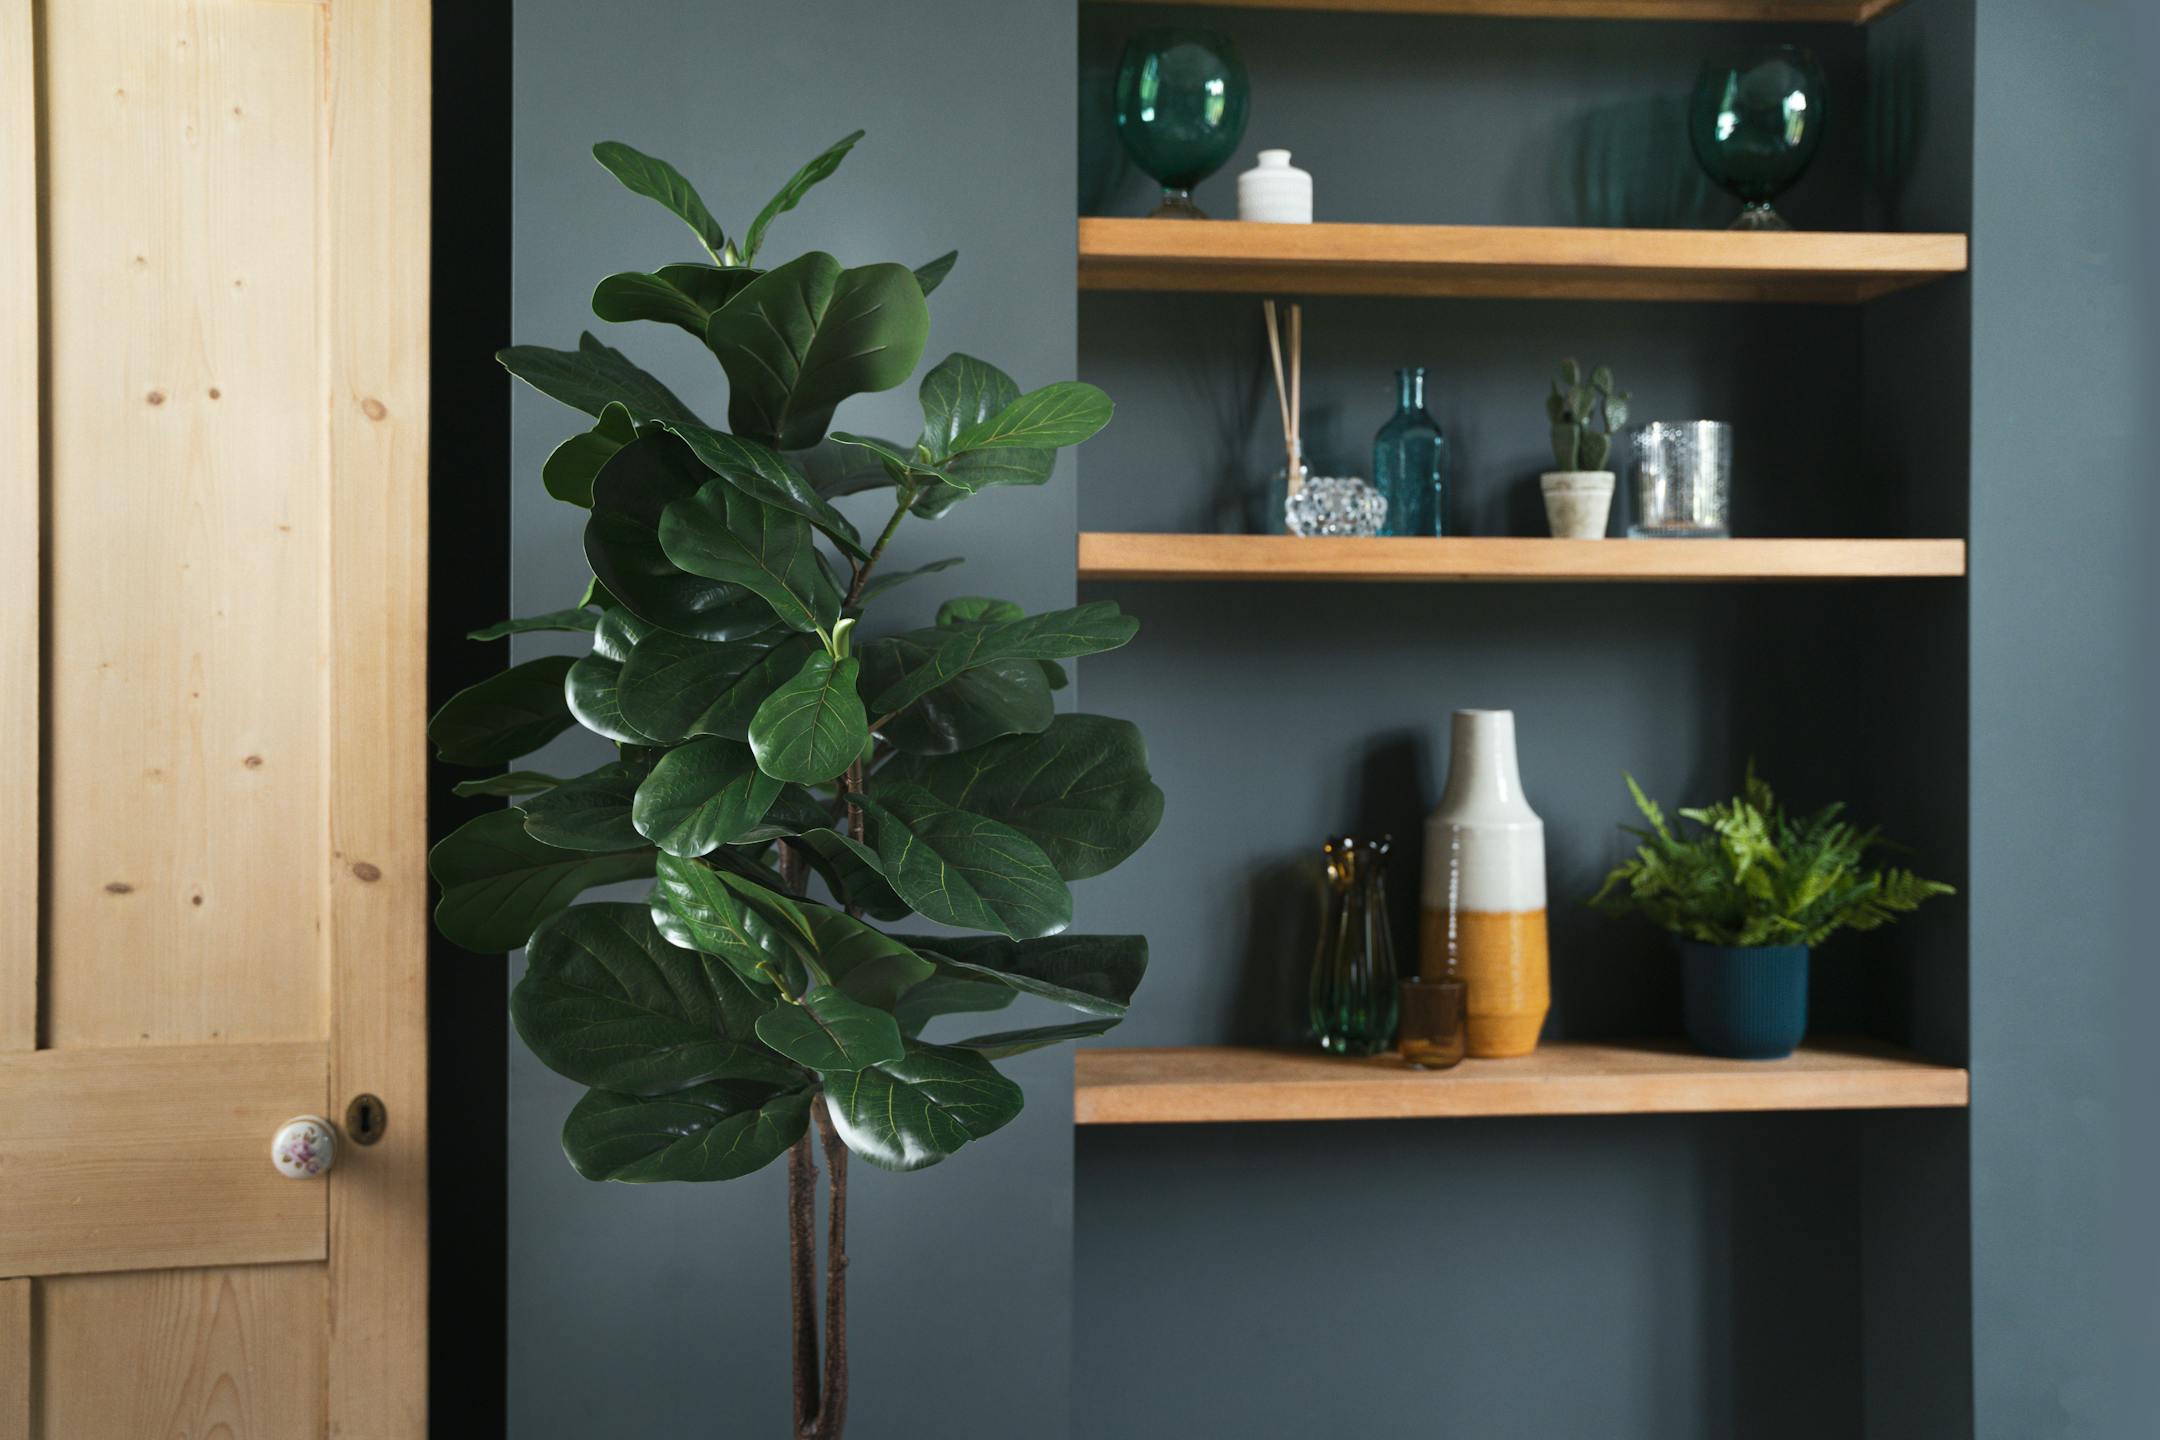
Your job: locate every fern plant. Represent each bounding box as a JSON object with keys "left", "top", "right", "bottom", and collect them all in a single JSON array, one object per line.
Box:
[{"left": 1588, "top": 769, "right": 1952, "bottom": 947}]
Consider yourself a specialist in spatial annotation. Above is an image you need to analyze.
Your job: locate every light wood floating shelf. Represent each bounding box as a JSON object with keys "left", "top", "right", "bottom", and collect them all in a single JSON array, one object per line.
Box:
[
  {"left": 1078, "top": 533, "right": 1966, "bottom": 583},
  {"left": 1086, "top": 0, "right": 1911, "bottom": 24},
  {"left": 1077, "top": 220, "right": 1967, "bottom": 303},
  {"left": 1074, "top": 1041, "right": 1969, "bottom": 1124}
]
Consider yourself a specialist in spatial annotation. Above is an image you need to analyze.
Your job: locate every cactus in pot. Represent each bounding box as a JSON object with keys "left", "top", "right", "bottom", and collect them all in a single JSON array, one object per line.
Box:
[{"left": 1541, "top": 358, "right": 1630, "bottom": 538}]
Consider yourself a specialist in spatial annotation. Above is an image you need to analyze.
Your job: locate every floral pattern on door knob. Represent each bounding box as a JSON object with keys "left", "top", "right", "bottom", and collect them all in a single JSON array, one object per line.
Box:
[{"left": 272, "top": 1115, "right": 336, "bottom": 1178}]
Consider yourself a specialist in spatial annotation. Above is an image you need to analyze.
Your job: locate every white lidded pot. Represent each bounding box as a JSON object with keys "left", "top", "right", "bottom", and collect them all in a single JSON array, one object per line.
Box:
[{"left": 1237, "top": 149, "right": 1312, "bottom": 224}]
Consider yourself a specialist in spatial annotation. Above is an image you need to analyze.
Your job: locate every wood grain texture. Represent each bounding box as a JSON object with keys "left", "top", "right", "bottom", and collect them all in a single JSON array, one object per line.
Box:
[
  {"left": 323, "top": 0, "right": 430, "bottom": 1434},
  {"left": 0, "top": 1280, "right": 25, "bottom": 1440},
  {"left": 1074, "top": 1040, "right": 1970, "bottom": 1124},
  {"left": 0, "top": 0, "right": 36, "bottom": 1056},
  {"left": 38, "top": 1266, "right": 325, "bottom": 1440},
  {"left": 1078, "top": 533, "right": 1967, "bottom": 582},
  {"left": 40, "top": 0, "right": 327, "bottom": 1048},
  {"left": 1085, "top": 0, "right": 1912, "bottom": 22},
  {"left": 1076, "top": 219, "right": 1968, "bottom": 303},
  {"left": 0, "top": 1042, "right": 327, "bottom": 1278}
]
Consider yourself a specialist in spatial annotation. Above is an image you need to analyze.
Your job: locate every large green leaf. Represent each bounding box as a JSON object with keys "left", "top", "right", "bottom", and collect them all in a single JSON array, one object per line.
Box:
[
  {"left": 563, "top": 1082, "right": 811, "bottom": 1183},
  {"left": 899, "top": 933, "right": 1149, "bottom": 1019},
  {"left": 892, "top": 973, "right": 1016, "bottom": 1038},
  {"left": 705, "top": 251, "right": 929, "bottom": 449},
  {"left": 918, "top": 353, "right": 1018, "bottom": 458},
  {"left": 541, "top": 402, "right": 638, "bottom": 508},
  {"left": 429, "top": 655, "right": 576, "bottom": 766},
  {"left": 913, "top": 250, "right": 958, "bottom": 297},
  {"left": 466, "top": 607, "right": 599, "bottom": 642},
  {"left": 520, "top": 760, "right": 650, "bottom": 852},
  {"left": 590, "top": 141, "right": 731, "bottom": 262},
  {"left": 854, "top": 782, "right": 1071, "bottom": 940},
  {"left": 632, "top": 736, "right": 782, "bottom": 858},
  {"left": 792, "top": 827, "right": 909, "bottom": 922},
  {"left": 430, "top": 809, "right": 656, "bottom": 954},
  {"left": 748, "top": 651, "right": 866, "bottom": 785},
  {"left": 591, "top": 265, "right": 761, "bottom": 337},
  {"left": 753, "top": 985, "right": 902, "bottom": 1071},
  {"left": 566, "top": 609, "right": 664, "bottom": 746},
  {"left": 656, "top": 421, "right": 867, "bottom": 560},
  {"left": 498, "top": 332, "right": 699, "bottom": 425},
  {"left": 586, "top": 432, "right": 777, "bottom": 642},
  {"left": 658, "top": 478, "right": 844, "bottom": 636},
  {"left": 879, "top": 714, "right": 1163, "bottom": 881},
  {"left": 941, "top": 446, "right": 1056, "bottom": 495},
  {"left": 859, "top": 635, "right": 1052, "bottom": 756},
  {"left": 741, "top": 130, "right": 862, "bottom": 265},
  {"left": 798, "top": 904, "right": 933, "bottom": 1008},
  {"left": 450, "top": 770, "right": 567, "bottom": 799},
  {"left": 741, "top": 787, "right": 840, "bottom": 844},
  {"left": 947, "top": 1018, "right": 1121, "bottom": 1058},
  {"left": 619, "top": 629, "right": 820, "bottom": 744},
  {"left": 649, "top": 853, "right": 809, "bottom": 988},
  {"left": 511, "top": 903, "right": 794, "bottom": 1093},
  {"left": 949, "top": 381, "right": 1113, "bottom": 454},
  {"left": 824, "top": 432, "right": 951, "bottom": 489},
  {"left": 822, "top": 1043, "right": 1023, "bottom": 1172},
  {"left": 796, "top": 435, "right": 904, "bottom": 499},
  {"left": 866, "top": 603, "right": 1139, "bottom": 715}
]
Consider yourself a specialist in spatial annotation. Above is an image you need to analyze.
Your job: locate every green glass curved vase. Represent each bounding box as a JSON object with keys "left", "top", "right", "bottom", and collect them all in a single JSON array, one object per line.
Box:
[
  {"left": 1113, "top": 27, "right": 1250, "bottom": 220},
  {"left": 1688, "top": 45, "right": 1827, "bottom": 231}
]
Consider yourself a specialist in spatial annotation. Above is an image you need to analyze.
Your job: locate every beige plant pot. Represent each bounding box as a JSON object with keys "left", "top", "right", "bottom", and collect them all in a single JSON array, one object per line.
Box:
[{"left": 1540, "top": 470, "right": 1615, "bottom": 539}]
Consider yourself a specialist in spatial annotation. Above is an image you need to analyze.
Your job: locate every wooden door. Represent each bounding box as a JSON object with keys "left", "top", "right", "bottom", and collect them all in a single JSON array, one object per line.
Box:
[{"left": 1, "top": 1, "right": 429, "bottom": 1435}]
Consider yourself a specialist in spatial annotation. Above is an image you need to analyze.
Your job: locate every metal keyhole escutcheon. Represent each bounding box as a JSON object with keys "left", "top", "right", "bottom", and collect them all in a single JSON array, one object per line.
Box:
[{"left": 345, "top": 1093, "right": 388, "bottom": 1146}]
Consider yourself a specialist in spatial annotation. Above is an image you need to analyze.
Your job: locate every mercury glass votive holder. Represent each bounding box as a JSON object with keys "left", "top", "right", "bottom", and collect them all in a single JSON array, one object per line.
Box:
[
  {"left": 1629, "top": 421, "right": 1733, "bottom": 538},
  {"left": 1398, "top": 976, "right": 1467, "bottom": 1070}
]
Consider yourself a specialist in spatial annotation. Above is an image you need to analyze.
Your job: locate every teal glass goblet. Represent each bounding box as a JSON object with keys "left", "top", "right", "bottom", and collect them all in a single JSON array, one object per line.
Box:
[
  {"left": 1113, "top": 28, "right": 1250, "bottom": 220},
  {"left": 1687, "top": 45, "right": 1827, "bottom": 231}
]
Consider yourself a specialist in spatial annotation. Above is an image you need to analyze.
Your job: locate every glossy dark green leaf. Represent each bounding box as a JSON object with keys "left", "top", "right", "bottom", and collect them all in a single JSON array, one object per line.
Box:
[
  {"left": 858, "top": 556, "right": 963, "bottom": 603},
  {"left": 586, "top": 432, "right": 779, "bottom": 643},
  {"left": 859, "top": 634, "right": 1052, "bottom": 756},
  {"left": 825, "top": 432, "right": 950, "bottom": 488},
  {"left": 797, "top": 435, "right": 904, "bottom": 499},
  {"left": 854, "top": 782, "right": 1071, "bottom": 939},
  {"left": 941, "top": 445, "right": 1057, "bottom": 497},
  {"left": 649, "top": 853, "right": 810, "bottom": 988},
  {"left": 899, "top": 933, "right": 1149, "bottom": 1019},
  {"left": 521, "top": 760, "right": 650, "bottom": 852},
  {"left": 946, "top": 1018, "right": 1120, "bottom": 1058},
  {"left": 591, "top": 141, "right": 731, "bottom": 262},
  {"left": 632, "top": 736, "right": 781, "bottom": 858},
  {"left": 511, "top": 903, "right": 793, "bottom": 1093},
  {"left": 741, "top": 130, "right": 862, "bottom": 264},
  {"left": 617, "top": 630, "right": 817, "bottom": 745},
  {"left": 867, "top": 603, "right": 1139, "bottom": 715},
  {"left": 704, "top": 252, "right": 928, "bottom": 449},
  {"left": 450, "top": 769, "right": 568, "bottom": 799},
  {"left": 918, "top": 353, "right": 1018, "bottom": 459},
  {"left": 749, "top": 651, "right": 866, "bottom": 785},
  {"left": 880, "top": 714, "right": 1164, "bottom": 881},
  {"left": 741, "top": 787, "right": 839, "bottom": 844},
  {"left": 591, "top": 265, "right": 761, "bottom": 336},
  {"left": 822, "top": 1043, "right": 1023, "bottom": 1172},
  {"left": 498, "top": 332, "right": 699, "bottom": 425},
  {"left": 935, "top": 596, "right": 1022, "bottom": 627},
  {"left": 429, "top": 809, "right": 656, "bottom": 953},
  {"left": 658, "top": 478, "right": 844, "bottom": 636},
  {"left": 753, "top": 984, "right": 902, "bottom": 1071},
  {"left": 429, "top": 655, "right": 576, "bottom": 765},
  {"left": 566, "top": 610, "right": 664, "bottom": 746},
  {"left": 1038, "top": 659, "right": 1070, "bottom": 692},
  {"left": 798, "top": 904, "right": 932, "bottom": 1008},
  {"left": 950, "top": 381, "right": 1113, "bottom": 453},
  {"left": 892, "top": 973, "right": 1016, "bottom": 1038},
  {"left": 658, "top": 420, "right": 867, "bottom": 560},
  {"left": 913, "top": 250, "right": 958, "bottom": 297},
  {"left": 792, "top": 826, "right": 910, "bottom": 922},
  {"left": 466, "top": 607, "right": 598, "bottom": 642},
  {"left": 542, "top": 402, "right": 637, "bottom": 508},
  {"left": 563, "top": 1082, "right": 811, "bottom": 1183}
]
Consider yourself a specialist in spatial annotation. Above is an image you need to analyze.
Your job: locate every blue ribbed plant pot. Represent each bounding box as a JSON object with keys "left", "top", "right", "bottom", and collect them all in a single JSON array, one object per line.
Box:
[{"left": 1678, "top": 943, "right": 1810, "bottom": 1060}]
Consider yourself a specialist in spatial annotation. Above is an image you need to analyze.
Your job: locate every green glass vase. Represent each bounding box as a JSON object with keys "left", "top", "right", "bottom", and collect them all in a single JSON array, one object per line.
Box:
[
  {"left": 1113, "top": 27, "right": 1250, "bottom": 219},
  {"left": 1687, "top": 44, "right": 1827, "bottom": 231},
  {"left": 1309, "top": 835, "right": 1399, "bottom": 1057}
]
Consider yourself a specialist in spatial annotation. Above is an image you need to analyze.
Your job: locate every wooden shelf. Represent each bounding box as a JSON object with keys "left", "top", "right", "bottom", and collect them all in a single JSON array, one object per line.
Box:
[
  {"left": 1078, "top": 533, "right": 1966, "bottom": 583},
  {"left": 1074, "top": 1040, "right": 1969, "bottom": 1124},
  {"left": 1077, "top": 219, "right": 1967, "bottom": 303},
  {"left": 1086, "top": 0, "right": 1911, "bottom": 23}
]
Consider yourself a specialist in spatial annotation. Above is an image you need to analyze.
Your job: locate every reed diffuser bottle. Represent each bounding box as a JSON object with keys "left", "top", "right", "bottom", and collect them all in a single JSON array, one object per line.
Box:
[{"left": 1309, "top": 835, "right": 1399, "bottom": 1056}]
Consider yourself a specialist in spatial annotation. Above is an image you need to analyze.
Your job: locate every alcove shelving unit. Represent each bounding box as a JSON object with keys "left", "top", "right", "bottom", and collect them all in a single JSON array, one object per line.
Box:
[{"left": 1092, "top": 0, "right": 1908, "bottom": 21}]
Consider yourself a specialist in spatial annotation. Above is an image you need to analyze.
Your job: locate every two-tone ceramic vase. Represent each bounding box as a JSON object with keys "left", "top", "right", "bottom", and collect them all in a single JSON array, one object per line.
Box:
[{"left": 1421, "top": 709, "right": 1549, "bottom": 1057}]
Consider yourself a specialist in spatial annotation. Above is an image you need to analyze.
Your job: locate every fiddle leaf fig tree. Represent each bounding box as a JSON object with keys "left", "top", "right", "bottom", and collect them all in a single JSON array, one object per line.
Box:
[{"left": 430, "top": 134, "right": 1161, "bottom": 1439}]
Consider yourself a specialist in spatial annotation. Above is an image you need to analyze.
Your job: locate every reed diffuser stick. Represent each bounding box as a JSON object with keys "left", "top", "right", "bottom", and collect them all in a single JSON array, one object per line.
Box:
[
  {"left": 1289, "top": 304, "right": 1302, "bottom": 485},
  {"left": 1262, "top": 300, "right": 1292, "bottom": 457}
]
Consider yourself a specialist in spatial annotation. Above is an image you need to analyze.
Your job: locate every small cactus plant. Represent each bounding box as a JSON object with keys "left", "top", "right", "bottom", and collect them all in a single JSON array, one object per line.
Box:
[{"left": 1545, "top": 358, "right": 1631, "bottom": 472}]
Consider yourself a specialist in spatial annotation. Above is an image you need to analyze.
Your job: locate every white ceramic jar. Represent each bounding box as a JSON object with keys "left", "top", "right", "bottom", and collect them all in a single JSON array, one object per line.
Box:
[{"left": 1237, "top": 149, "right": 1312, "bottom": 224}]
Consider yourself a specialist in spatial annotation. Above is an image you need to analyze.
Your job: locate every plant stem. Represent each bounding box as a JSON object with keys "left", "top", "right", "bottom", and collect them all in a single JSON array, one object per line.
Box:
[
  {"left": 786, "top": 1128, "right": 819, "bottom": 1436},
  {"left": 842, "top": 487, "right": 916, "bottom": 611},
  {"left": 811, "top": 1096, "right": 851, "bottom": 1440}
]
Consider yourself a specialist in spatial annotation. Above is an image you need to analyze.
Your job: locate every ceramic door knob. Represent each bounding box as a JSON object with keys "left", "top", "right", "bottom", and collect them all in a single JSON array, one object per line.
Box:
[{"left": 272, "top": 1115, "right": 336, "bottom": 1178}]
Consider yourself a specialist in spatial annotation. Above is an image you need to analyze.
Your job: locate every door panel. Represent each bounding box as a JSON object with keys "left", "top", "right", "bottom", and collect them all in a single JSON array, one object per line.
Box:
[{"left": 2, "top": 0, "right": 430, "bottom": 1434}]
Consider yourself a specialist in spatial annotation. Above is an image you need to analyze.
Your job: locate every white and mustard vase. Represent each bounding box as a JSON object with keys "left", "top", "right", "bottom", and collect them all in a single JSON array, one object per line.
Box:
[
  {"left": 1237, "top": 149, "right": 1312, "bottom": 224},
  {"left": 1421, "top": 709, "right": 1550, "bottom": 1058}
]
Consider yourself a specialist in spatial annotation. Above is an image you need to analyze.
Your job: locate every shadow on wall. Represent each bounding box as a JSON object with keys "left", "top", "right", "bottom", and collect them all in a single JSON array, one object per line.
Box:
[{"left": 1513, "top": 93, "right": 1727, "bottom": 230}]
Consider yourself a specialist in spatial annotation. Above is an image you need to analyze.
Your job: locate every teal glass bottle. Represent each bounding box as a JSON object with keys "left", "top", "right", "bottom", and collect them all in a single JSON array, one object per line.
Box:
[
  {"left": 1309, "top": 835, "right": 1399, "bottom": 1057},
  {"left": 1372, "top": 367, "right": 1449, "bottom": 537}
]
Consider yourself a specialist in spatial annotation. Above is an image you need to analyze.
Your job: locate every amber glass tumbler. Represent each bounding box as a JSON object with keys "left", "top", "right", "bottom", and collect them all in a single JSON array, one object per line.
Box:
[{"left": 1398, "top": 976, "right": 1467, "bottom": 1070}]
